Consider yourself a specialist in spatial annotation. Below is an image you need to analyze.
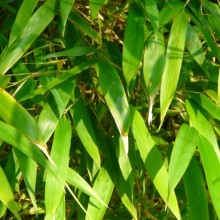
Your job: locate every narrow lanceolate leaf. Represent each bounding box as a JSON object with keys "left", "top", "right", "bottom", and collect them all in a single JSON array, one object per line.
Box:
[
  {"left": 168, "top": 124, "right": 199, "bottom": 198},
  {"left": 186, "top": 99, "right": 220, "bottom": 160},
  {"left": 0, "top": 121, "right": 56, "bottom": 177},
  {"left": 14, "top": 150, "right": 38, "bottom": 212},
  {"left": 143, "top": 33, "right": 165, "bottom": 125},
  {"left": 9, "top": 0, "right": 38, "bottom": 45},
  {"left": 96, "top": 59, "right": 130, "bottom": 154},
  {"left": 189, "top": 93, "right": 220, "bottom": 121},
  {"left": 67, "top": 168, "right": 107, "bottom": 207},
  {"left": 130, "top": 106, "right": 180, "bottom": 220},
  {"left": 71, "top": 87, "right": 101, "bottom": 168},
  {"left": 218, "top": 67, "right": 220, "bottom": 106},
  {"left": 186, "top": 100, "right": 220, "bottom": 218},
  {"left": 45, "top": 117, "right": 71, "bottom": 219},
  {"left": 160, "top": 12, "right": 187, "bottom": 127},
  {"left": 89, "top": 0, "right": 106, "bottom": 20},
  {"left": 0, "top": 167, "right": 21, "bottom": 220},
  {"left": 0, "top": 0, "right": 56, "bottom": 75},
  {"left": 37, "top": 80, "right": 75, "bottom": 142},
  {"left": 122, "top": 2, "right": 145, "bottom": 87},
  {"left": 0, "top": 88, "right": 44, "bottom": 145},
  {"left": 144, "top": 0, "right": 159, "bottom": 34},
  {"left": 69, "top": 9, "right": 102, "bottom": 45},
  {"left": 44, "top": 47, "right": 97, "bottom": 59},
  {"left": 186, "top": 24, "right": 205, "bottom": 66},
  {"left": 183, "top": 157, "right": 209, "bottom": 220},
  {"left": 86, "top": 163, "right": 114, "bottom": 220},
  {"left": 60, "top": 0, "right": 75, "bottom": 36}
]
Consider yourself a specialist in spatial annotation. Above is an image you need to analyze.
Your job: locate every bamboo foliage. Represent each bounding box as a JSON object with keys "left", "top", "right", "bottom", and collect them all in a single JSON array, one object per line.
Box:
[{"left": 0, "top": 0, "right": 220, "bottom": 219}]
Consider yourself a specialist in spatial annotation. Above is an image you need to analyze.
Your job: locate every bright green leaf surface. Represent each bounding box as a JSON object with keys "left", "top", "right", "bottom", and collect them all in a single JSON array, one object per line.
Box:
[
  {"left": 96, "top": 59, "right": 130, "bottom": 153},
  {"left": 160, "top": 12, "right": 188, "bottom": 127},
  {"left": 71, "top": 87, "right": 101, "bottom": 168},
  {"left": 45, "top": 117, "right": 71, "bottom": 219},
  {"left": 0, "top": 167, "right": 21, "bottom": 220},
  {"left": 168, "top": 124, "right": 199, "bottom": 197},
  {"left": 130, "top": 106, "right": 180, "bottom": 220}
]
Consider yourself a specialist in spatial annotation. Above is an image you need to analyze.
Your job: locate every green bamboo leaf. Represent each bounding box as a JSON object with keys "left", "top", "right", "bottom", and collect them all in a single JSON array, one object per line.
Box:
[
  {"left": 168, "top": 124, "right": 199, "bottom": 198},
  {"left": 144, "top": 0, "right": 159, "bottom": 34},
  {"left": 0, "top": 88, "right": 45, "bottom": 146},
  {"left": 96, "top": 59, "right": 130, "bottom": 154},
  {"left": 0, "top": 0, "right": 56, "bottom": 75},
  {"left": 160, "top": 12, "right": 188, "bottom": 127},
  {"left": 89, "top": 0, "right": 106, "bottom": 20},
  {"left": 69, "top": 9, "right": 102, "bottom": 45},
  {"left": 218, "top": 67, "right": 220, "bottom": 106},
  {"left": 44, "top": 47, "right": 97, "bottom": 59},
  {"left": 60, "top": 0, "right": 75, "bottom": 37},
  {"left": 159, "top": 1, "right": 185, "bottom": 26},
  {"left": 71, "top": 87, "right": 101, "bottom": 168},
  {"left": 0, "top": 167, "right": 21, "bottom": 220},
  {"left": 190, "top": 93, "right": 220, "bottom": 121},
  {"left": 14, "top": 150, "right": 38, "bottom": 212},
  {"left": 186, "top": 100, "right": 220, "bottom": 218},
  {"left": 186, "top": 99, "right": 220, "bottom": 160},
  {"left": 186, "top": 24, "right": 205, "bottom": 66},
  {"left": 183, "top": 157, "right": 209, "bottom": 220},
  {"left": 19, "top": 59, "right": 97, "bottom": 102},
  {"left": 52, "top": 194, "right": 65, "bottom": 220},
  {"left": 122, "top": 2, "right": 145, "bottom": 87},
  {"left": 130, "top": 106, "right": 180, "bottom": 220},
  {"left": 9, "top": 0, "right": 38, "bottom": 45},
  {"left": 197, "top": 136, "right": 220, "bottom": 219},
  {"left": 67, "top": 168, "right": 107, "bottom": 207},
  {"left": 37, "top": 80, "right": 75, "bottom": 142},
  {"left": 86, "top": 163, "right": 114, "bottom": 220},
  {"left": 0, "top": 120, "right": 56, "bottom": 175},
  {"left": 143, "top": 32, "right": 165, "bottom": 125},
  {"left": 45, "top": 117, "right": 71, "bottom": 219}
]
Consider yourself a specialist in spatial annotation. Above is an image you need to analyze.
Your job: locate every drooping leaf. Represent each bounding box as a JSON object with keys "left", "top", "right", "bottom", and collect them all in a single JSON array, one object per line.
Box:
[
  {"left": 69, "top": 9, "right": 102, "bottom": 45},
  {"left": 144, "top": 0, "right": 159, "bottom": 34},
  {"left": 0, "top": 0, "right": 56, "bottom": 75},
  {"left": 168, "top": 124, "right": 199, "bottom": 198},
  {"left": 0, "top": 167, "right": 21, "bottom": 220},
  {"left": 160, "top": 12, "right": 188, "bottom": 127},
  {"left": 44, "top": 47, "right": 97, "bottom": 59},
  {"left": 89, "top": 0, "right": 106, "bottom": 20},
  {"left": 67, "top": 168, "right": 107, "bottom": 207},
  {"left": 96, "top": 59, "right": 130, "bottom": 154},
  {"left": 9, "top": 0, "right": 38, "bottom": 45},
  {"left": 71, "top": 87, "right": 101, "bottom": 168},
  {"left": 183, "top": 157, "right": 209, "bottom": 220},
  {"left": 60, "top": 0, "right": 75, "bottom": 37},
  {"left": 122, "top": 2, "right": 145, "bottom": 88},
  {"left": 143, "top": 32, "right": 165, "bottom": 124},
  {"left": 130, "top": 106, "right": 180, "bottom": 220},
  {"left": 186, "top": 24, "right": 206, "bottom": 66},
  {"left": 86, "top": 163, "right": 114, "bottom": 220},
  {"left": 186, "top": 100, "right": 220, "bottom": 218},
  {"left": 45, "top": 117, "right": 72, "bottom": 219},
  {"left": 37, "top": 79, "right": 75, "bottom": 142}
]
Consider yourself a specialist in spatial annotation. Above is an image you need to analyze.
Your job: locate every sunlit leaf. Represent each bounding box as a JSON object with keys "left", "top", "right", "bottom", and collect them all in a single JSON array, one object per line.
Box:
[
  {"left": 96, "top": 59, "right": 130, "bottom": 154},
  {"left": 45, "top": 117, "right": 71, "bottom": 219},
  {"left": 160, "top": 12, "right": 188, "bottom": 127},
  {"left": 0, "top": 167, "right": 21, "bottom": 220},
  {"left": 71, "top": 87, "right": 101, "bottom": 168},
  {"left": 130, "top": 106, "right": 180, "bottom": 220},
  {"left": 168, "top": 124, "right": 199, "bottom": 197}
]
